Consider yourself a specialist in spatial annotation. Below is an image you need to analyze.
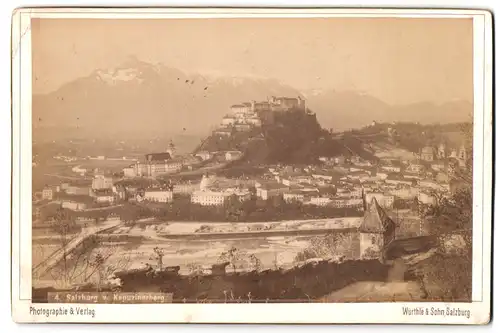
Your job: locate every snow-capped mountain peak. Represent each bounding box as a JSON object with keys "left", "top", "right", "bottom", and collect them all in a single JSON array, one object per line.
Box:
[{"left": 96, "top": 67, "right": 145, "bottom": 85}]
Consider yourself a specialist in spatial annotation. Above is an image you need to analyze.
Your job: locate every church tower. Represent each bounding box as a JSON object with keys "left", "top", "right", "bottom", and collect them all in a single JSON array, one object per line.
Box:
[
  {"left": 458, "top": 143, "right": 467, "bottom": 161},
  {"left": 362, "top": 188, "right": 367, "bottom": 212},
  {"left": 458, "top": 143, "right": 467, "bottom": 169},
  {"left": 438, "top": 143, "right": 446, "bottom": 159},
  {"left": 167, "top": 140, "right": 176, "bottom": 158},
  {"left": 358, "top": 198, "right": 396, "bottom": 260},
  {"left": 200, "top": 173, "right": 215, "bottom": 191},
  {"left": 200, "top": 174, "right": 209, "bottom": 190}
]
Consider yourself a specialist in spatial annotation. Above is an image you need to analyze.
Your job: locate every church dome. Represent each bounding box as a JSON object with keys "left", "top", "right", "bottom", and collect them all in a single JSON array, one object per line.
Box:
[{"left": 200, "top": 174, "right": 215, "bottom": 190}]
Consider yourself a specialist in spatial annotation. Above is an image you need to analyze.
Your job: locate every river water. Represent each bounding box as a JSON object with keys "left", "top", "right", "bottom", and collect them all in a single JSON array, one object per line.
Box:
[
  {"left": 33, "top": 233, "right": 324, "bottom": 288},
  {"left": 33, "top": 216, "right": 364, "bottom": 286}
]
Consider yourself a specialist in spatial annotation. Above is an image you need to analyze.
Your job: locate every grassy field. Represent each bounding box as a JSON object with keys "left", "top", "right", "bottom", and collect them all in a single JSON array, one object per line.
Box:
[
  {"left": 32, "top": 158, "right": 135, "bottom": 192},
  {"left": 78, "top": 159, "right": 135, "bottom": 171}
]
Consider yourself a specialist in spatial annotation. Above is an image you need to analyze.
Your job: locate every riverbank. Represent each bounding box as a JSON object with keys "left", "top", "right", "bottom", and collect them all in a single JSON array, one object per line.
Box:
[
  {"left": 107, "top": 217, "right": 362, "bottom": 239},
  {"left": 108, "top": 227, "right": 359, "bottom": 241}
]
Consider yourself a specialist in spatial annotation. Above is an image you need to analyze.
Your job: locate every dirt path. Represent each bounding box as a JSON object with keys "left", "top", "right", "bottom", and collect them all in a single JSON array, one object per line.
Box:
[{"left": 387, "top": 258, "right": 407, "bottom": 282}]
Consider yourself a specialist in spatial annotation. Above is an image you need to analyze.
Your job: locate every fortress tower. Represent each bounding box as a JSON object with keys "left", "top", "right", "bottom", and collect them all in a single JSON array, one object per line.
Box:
[
  {"left": 297, "top": 96, "right": 306, "bottom": 111},
  {"left": 358, "top": 198, "right": 396, "bottom": 260}
]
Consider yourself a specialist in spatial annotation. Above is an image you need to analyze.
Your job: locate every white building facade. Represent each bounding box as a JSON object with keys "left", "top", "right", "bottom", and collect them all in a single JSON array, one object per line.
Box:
[
  {"left": 143, "top": 190, "right": 174, "bottom": 203},
  {"left": 191, "top": 190, "right": 230, "bottom": 206},
  {"left": 92, "top": 175, "right": 114, "bottom": 190}
]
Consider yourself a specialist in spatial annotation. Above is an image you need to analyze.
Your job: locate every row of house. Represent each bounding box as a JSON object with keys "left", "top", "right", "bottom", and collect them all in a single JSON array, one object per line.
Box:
[
  {"left": 42, "top": 182, "right": 94, "bottom": 201},
  {"left": 122, "top": 148, "right": 243, "bottom": 179},
  {"left": 253, "top": 151, "right": 458, "bottom": 209}
]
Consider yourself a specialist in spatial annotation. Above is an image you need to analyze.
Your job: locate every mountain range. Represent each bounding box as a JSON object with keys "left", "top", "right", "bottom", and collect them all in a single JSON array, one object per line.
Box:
[{"left": 33, "top": 59, "right": 473, "bottom": 141}]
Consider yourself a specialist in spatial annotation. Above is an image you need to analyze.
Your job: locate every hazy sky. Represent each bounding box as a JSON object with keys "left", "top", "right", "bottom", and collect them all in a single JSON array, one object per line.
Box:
[{"left": 32, "top": 17, "right": 473, "bottom": 104}]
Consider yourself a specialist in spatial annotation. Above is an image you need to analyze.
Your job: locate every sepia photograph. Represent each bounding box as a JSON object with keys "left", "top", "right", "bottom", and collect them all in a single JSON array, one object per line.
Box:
[{"left": 11, "top": 7, "right": 492, "bottom": 324}]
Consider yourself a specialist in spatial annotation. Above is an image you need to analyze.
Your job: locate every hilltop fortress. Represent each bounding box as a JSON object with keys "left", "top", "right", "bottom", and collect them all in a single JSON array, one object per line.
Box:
[{"left": 215, "top": 96, "right": 307, "bottom": 136}]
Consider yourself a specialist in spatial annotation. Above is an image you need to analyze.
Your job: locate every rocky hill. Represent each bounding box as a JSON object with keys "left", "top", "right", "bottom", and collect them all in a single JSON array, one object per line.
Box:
[{"left": 196, "top": 108, "right": 377, "bottom": 165}]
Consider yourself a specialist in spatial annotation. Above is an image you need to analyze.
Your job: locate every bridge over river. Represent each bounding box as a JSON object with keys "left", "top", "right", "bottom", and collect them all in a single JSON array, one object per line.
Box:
[{"left": 32, "top": 220, "right": 122, "bottom": 279}]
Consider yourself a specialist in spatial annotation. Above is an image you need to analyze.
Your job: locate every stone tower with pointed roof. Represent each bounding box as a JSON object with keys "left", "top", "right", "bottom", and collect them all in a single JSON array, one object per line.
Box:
[{"left": 358, "top": 197, "right": 396, "bottom": 259}]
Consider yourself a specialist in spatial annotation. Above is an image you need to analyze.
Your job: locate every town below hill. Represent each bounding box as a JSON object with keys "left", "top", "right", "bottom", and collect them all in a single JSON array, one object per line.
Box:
[
  {"left": 32, "top": 95, "right": 473, "bottom": 303},
  {"left": 34, "top": 96, "right": 473, "bottom": 225}
]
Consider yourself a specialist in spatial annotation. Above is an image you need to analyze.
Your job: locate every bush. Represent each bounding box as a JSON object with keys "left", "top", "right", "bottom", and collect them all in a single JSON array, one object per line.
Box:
[
  {"left": 412, "top": 251, "right": 472, "bottom": 302},
  {"left": 294, "top": 232, "right": 355, "bottom": 263}
]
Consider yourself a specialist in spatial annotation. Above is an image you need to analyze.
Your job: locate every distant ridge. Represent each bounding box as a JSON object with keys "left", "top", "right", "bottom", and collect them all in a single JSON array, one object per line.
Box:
[{"left": 33, "top": 59, "right": 473, "bottom": 140}]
